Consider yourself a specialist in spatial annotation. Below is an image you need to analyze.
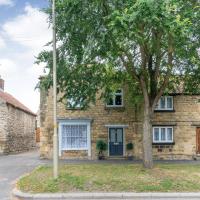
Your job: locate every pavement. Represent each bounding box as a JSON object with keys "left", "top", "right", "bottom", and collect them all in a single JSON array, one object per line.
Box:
[
  {"left": 59, "top": 158, "right": 200, "bottom": 165},
  {"left": 0, "top": 150, "right": 46, "bottom": 200}
]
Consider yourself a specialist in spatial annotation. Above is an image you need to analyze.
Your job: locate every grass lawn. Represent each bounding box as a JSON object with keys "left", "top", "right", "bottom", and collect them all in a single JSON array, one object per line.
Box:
[{"left": 18, "top": 164, "right": 200, "bottom": 193}]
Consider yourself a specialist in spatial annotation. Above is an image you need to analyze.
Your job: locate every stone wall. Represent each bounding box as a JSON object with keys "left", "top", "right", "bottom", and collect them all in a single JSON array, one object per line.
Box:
[
  {"left": 6, "top": 104, "right": 36, "bottom": 153},
  {"left": 40, "top": 87, "right": 141, "bottom": 159},
  {"left": 0, "top": 99, "right": 8, "bottom": 154},
  {"left": 152, "top": 95, "right": 200, "bottom": 159},
  {"left": 40, "top": 87, "right": 200, "bottom": 160},
  {"left": 40, "top": 87, "right": 51, "bottom": 158}
]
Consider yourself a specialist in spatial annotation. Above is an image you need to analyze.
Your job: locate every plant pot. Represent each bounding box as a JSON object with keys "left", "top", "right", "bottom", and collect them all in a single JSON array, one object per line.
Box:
[
  {"left": 98, "top": 152, "right": 105, "bottom": 160},
  {"left": 98, "top": 155, "right": 104, "bottom": 160},
  {"left": 127, "top": 155, "right": 134, "bottom": 160}
]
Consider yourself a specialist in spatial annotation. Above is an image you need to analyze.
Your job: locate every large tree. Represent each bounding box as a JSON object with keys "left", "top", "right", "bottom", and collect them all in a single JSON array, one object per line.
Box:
[{"left": 38, "top": 0, "right": 200, "bottom": 168}]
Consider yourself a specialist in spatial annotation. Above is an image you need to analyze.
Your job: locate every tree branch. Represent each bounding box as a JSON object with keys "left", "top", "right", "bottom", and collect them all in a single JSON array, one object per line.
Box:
[
  {"left": 119, "top": 54, "right": 139, "bottom": 81},
  {"left": 140, "top": 75, "right": 149, "bottom": 105},
  {"left": 154, "top": 31, "right": 162, "bottom": 81},
  {"left": 152, "top": 34, "right": 173, "bottom": 111},
  {"left": 138, "top": 24, "right": 148, "bottom": 69}
]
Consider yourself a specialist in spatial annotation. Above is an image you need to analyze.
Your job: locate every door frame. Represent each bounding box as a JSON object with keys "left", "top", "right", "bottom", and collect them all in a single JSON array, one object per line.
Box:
[{"left": 107, "top": 127, "right": 126, "bottom": 157}]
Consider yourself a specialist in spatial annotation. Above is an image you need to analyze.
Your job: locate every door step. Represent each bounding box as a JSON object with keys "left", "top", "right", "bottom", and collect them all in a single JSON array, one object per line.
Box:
[{"left": 107, "top": 156, "right": 126, "bottom": 160}]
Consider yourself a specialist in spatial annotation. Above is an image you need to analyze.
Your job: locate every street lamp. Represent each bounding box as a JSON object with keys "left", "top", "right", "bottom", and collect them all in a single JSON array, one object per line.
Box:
[{"left": 52, "top": 0, "right": 58, "bottom": 179}]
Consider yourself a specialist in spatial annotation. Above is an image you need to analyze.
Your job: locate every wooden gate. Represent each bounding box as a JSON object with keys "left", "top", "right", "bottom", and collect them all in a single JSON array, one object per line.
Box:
[
  {"left": 196, "top": 128, "right": 200, "bottom": 154},
  {"left": 35, "top": 128, "right": 40, "bottom": 143}
]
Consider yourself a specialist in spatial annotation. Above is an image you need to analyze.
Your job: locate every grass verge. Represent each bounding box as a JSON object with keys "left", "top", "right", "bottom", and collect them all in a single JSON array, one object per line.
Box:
[{"left": 18, "top": 164, "right": 200, "bottom": 193}]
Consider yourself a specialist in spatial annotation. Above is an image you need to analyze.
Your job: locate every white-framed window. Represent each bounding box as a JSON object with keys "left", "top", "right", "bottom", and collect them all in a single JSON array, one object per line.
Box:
[
  {"left": 67, "top": 98, "right": 82, "bottom": 108},
  {"left": 59, "top": 121, "right": 91, "bottom": 156},
  {"left": 153, "top": 127, "right": 173, "bottom": 143},
  {"left": 106, "top": 89, "right": 123, "bottom": 107},
  {"left": 155, "top": 96, "right": 173, "bottom": 110}
]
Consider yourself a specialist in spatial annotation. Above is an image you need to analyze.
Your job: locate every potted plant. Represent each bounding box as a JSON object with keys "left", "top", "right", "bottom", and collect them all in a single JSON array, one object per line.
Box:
[
  {"left": 96, "top": 140, "right": 107, "bottom": 160},
  {"left": 126, "top": 142, "right": 134, "bottom": 160}
]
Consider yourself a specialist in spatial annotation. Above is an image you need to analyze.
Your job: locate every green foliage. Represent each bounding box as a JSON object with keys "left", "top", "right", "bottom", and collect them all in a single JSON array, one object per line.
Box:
[
  {"left": 96, "top": 140, "right": 107, "bottom": 151},
  {"left": 126, "top": 142, "right": 134, "bottom": 151},
  {"left": 37, "top": 0, "right": 200, "bottom": 166},
  {"left": 37, "top": 0, "right": 200, "bottom": 108}
]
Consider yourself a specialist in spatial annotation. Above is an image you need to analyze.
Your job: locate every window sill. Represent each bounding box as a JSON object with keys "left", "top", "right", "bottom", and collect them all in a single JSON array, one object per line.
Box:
[
  {"left": 154, "top": 110, "right": 175, "bottom": 113},
  {"left": 66, "top": 107, "right": 84, "bottom": 111},
  {"left": 105, "top": 106, "right": 125, "bottom": 111},
  {"left": 61, "top": 148, "right": 88, "bottom": 151},
  {"left": 152, "top": 123, "right": 177, "bottom": 126},
  {"left": 152, "top": 142, "right": 175, "bottom": 145}
]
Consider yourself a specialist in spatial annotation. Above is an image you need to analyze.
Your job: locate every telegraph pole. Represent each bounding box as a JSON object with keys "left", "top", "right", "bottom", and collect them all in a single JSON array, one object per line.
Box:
[{"left": 52, "top": 0, "right": 58, "bottom": 179}]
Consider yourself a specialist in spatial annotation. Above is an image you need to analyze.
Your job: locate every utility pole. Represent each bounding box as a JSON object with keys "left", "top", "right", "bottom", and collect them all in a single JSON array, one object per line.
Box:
[{"left": 52, "top": 0, "right": 58, "bottom": 179}]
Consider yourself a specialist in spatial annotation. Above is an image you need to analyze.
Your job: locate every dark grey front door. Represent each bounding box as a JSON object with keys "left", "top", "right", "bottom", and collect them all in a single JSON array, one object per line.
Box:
[{"left": 109, "top": 128, "right": 123, "bottom": 156}]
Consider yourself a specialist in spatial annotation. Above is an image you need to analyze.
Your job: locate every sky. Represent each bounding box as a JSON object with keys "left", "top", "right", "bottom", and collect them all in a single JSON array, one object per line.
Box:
[{"left": 0, "top": 0, "right": 51, "bottom": 113}]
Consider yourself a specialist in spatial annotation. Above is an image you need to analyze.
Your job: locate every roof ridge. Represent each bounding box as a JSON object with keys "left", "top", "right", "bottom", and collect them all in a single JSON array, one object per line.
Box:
[{"left": 0, "top": 91, "right": 36, "bottom": 116}]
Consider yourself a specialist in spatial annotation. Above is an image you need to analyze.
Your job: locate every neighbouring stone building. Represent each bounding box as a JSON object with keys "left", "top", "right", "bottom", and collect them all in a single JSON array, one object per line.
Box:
[
  {"left": 0, "top": 77, "right": 36, "bottom": 154},
  {"left": 40, "top": 84, "right": 200, "bottom": 160}
]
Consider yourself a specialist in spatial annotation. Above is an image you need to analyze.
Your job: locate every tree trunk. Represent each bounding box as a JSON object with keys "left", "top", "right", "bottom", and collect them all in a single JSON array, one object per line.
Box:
[{"left": 142, "top": 102, "right": 153, "bottom": 169}]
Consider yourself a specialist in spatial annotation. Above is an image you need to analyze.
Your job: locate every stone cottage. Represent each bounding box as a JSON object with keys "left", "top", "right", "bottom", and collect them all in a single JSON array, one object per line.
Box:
[
  {"left": 40, "top": 85, "right": 200, "bottom": 160},
  {"left": 0, "top": 77, "right": 36, "bottom": 154}
]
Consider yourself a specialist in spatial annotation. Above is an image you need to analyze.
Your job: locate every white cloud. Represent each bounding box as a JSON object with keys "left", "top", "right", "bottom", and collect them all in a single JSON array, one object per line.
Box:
[
  {"left": 0, "top": 4, "right": 52, "bottom": 112},
  {"left": 0, "top": 56, "right": 40, "bottom": 112},
  {"left": 0, "top": 36, "right": 6, "bottom": 48},
  {"left": 0, "top": 58, "right": 17, "bottom": 76},
  {"left": 0, "top": 0, "right": 13, "bottom": 6},
  {"left": 3, "top": 4, "right": 52, "bottom": 55}
]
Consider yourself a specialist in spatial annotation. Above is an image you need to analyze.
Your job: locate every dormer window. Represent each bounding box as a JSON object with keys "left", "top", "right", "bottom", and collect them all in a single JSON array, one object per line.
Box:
[
  {"left": 155, "top": 96, "right": 173, "bottom": 111},
  {"left": 106, "top": 89, "right": 123, "bottom": 107}
]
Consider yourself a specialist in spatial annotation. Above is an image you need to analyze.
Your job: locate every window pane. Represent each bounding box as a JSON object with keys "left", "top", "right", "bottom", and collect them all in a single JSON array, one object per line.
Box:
[
  {"left": 66, "top": 125, "right": 71, "bottom": 137},
  {"left": 62, "top": 125, "right": 67, "bottom": 137},
  {"left": 161, "top": 128, "right": 166, "bottom": 141},
  {"left": 68, "top": 98, "right": 75, "bottom": 107},
  {"left": 154, "top": 128, "right": 159, "bottom": 141},
  {"left": 167, "top": 128, "right": 173, "bottom": 141},
  {"left": 115, "top": 95, "right": 122, "bottom": 105},
  {"left": 79, "top": 125, "right": 87, "bottom": 148},
  {"left": 160, "top": 97, "right": 165, "bottom": 108},
  {"left": 66, "top": 138, "right": 71, "bottom": 148},
  {"left": 71, "top": 125, "right": 78, "bottom": 137},
  {"left": 107, "top": 97, "right": 114, "bottom": 106},
  {"left": 167, "top": 97, "right": 173, "bottom": 109},
  {"left": 79, "top": 125, "right": 87, "bottom": 137},
  {"left": 116, "top": 129, "right": 123, "bottom": 142},
  {"left": 67, "top": 98, "right": 81, "bottom": 108},
  {"left": 71, "top": 138, "right": 76, "bottom": 148},
  {"left": 110, "top": 129, "right": 116, "bottom": 142},
  {"left": 62, "top": 137, "right": 66, "bottom": 148},
  {"left": 80, "top": 138, "right": 87, "bottom": 148}
]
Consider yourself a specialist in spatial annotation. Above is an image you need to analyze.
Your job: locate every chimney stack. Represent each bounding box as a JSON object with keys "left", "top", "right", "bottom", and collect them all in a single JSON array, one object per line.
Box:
[{"left": 0, "top": 76, "right": 4, "bottom": 91}]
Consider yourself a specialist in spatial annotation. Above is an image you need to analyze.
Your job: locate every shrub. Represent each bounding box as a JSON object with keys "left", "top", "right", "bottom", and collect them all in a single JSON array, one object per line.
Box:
[
  {"left": 96, "top": 140, "right": 107, "bottom": 152},
  {"left": 126, "top": 142, "right": 133, "bottom": 151}
]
